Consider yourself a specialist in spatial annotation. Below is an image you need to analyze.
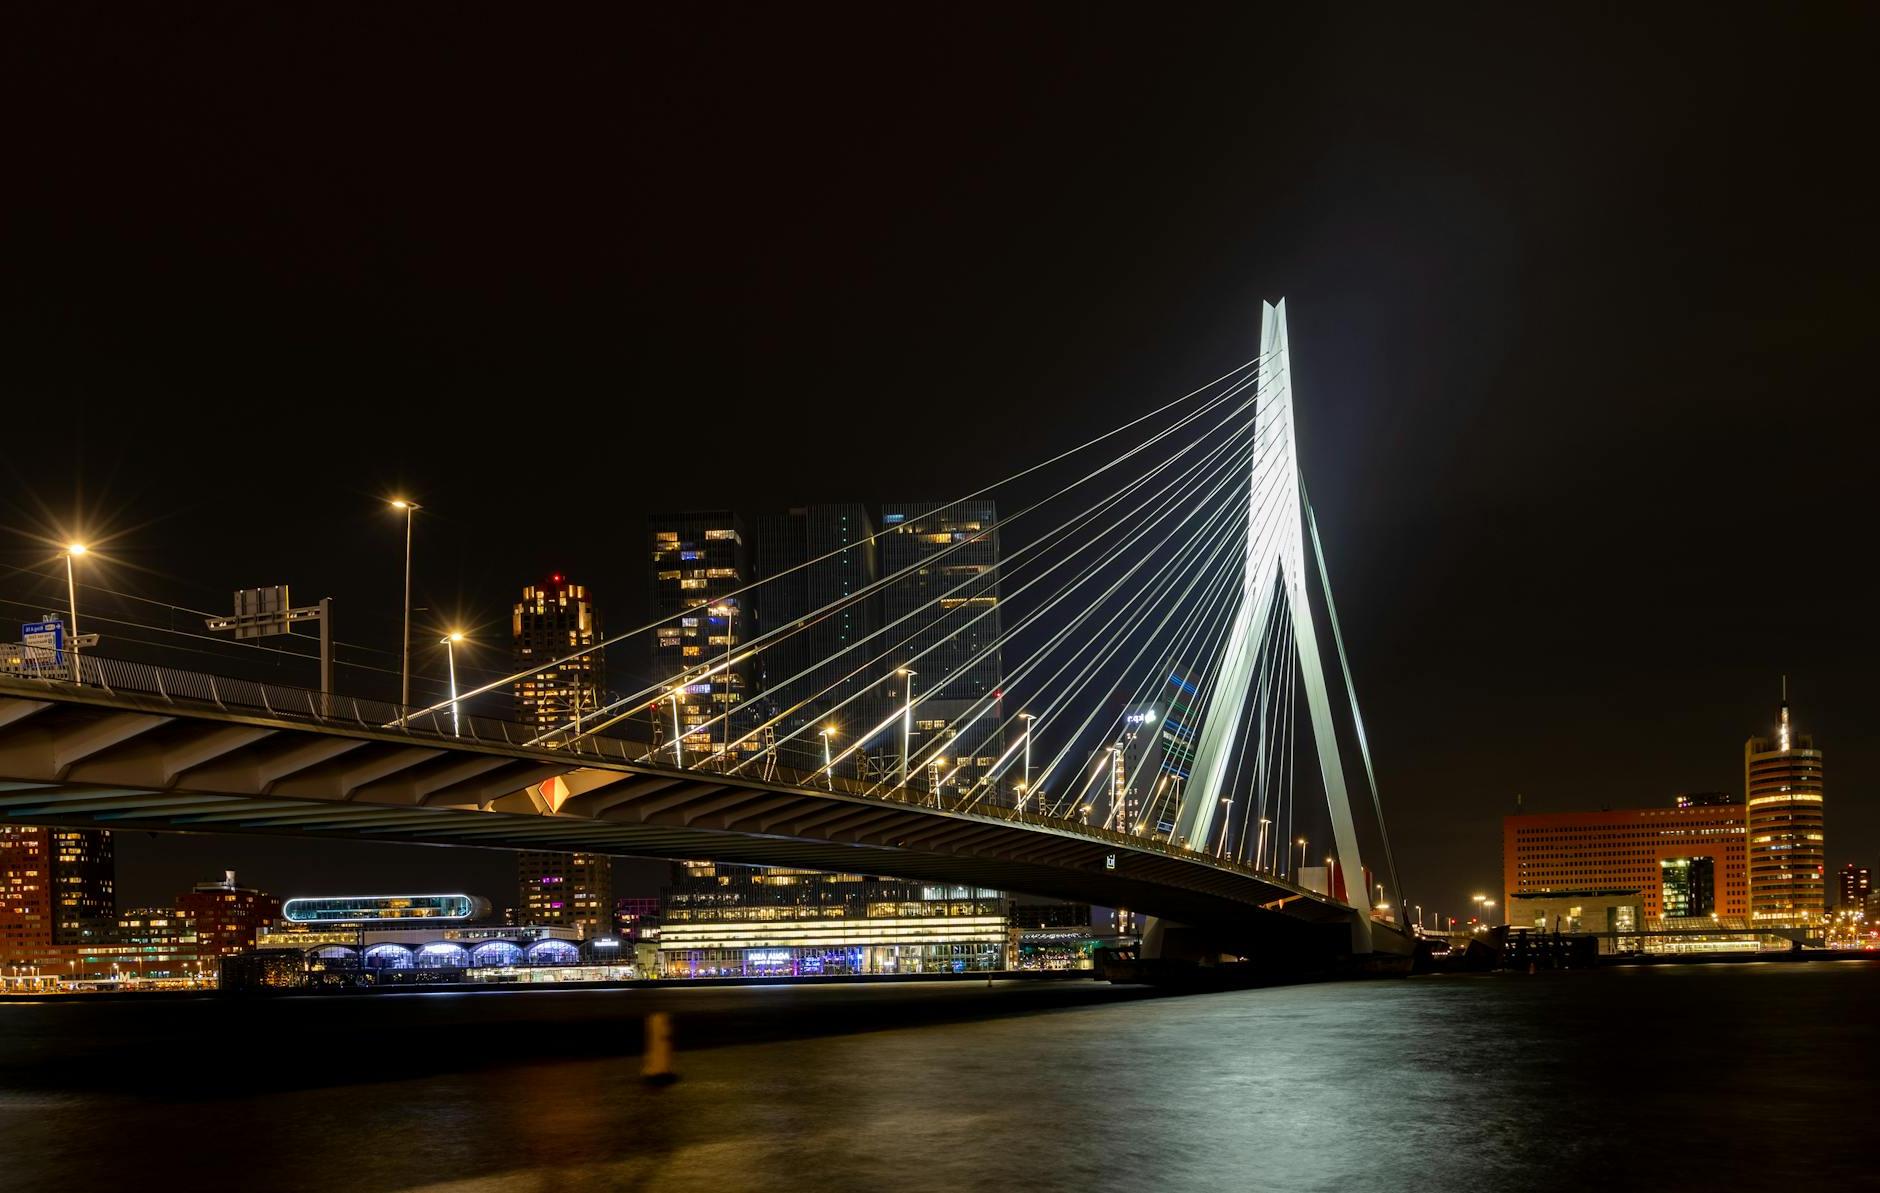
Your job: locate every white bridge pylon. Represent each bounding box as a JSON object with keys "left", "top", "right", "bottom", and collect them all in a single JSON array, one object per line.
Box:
[{"left": 1171, "top": 299, "right": 1372, "bottom": 945}]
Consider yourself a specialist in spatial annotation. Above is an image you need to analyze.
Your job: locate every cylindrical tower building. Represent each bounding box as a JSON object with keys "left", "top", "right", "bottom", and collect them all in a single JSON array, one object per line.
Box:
[{"left": 1745, "top": 688, "right": 1826, "bottom": 927}]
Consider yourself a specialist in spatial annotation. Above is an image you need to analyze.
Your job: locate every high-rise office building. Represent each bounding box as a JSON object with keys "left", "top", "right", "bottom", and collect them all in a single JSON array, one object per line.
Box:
[
  {"left": 649, "top": 512, "right": 751, "bottom": 761},
  {"left": 512, "top": 575, "right": 604, "bottom": 737},
  {"left": 875, "top": 501, "right": 1005, "bottom": 792},
  {"left": 0, "top": 826, "right": 115, "bottom": 960},
  {"left": 1503, "top": 799, "right": 1750, "bottom": 920},
  {"left": 1745, "top": 693, "right": 1826, "bottom": 927},
  {"left": 512, "top": 577, "right": 611, "bottom": 928},
  {"left": 517, "top": 850, "right": 614, "bottom": 938},
  {"left": 176, "top": 871, "right": 280, "bottom": 961},
  {"left": 751, "top": 505, "right": 879, "bottom": 751},
  {"left": 1837, "top": 863, "right": 1871, "bottom": 911}
]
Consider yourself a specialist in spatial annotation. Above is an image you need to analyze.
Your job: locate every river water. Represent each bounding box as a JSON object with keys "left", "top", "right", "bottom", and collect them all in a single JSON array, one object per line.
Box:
[{"left": 1, "top": 961, "right": 1873, "bottom": 1191}]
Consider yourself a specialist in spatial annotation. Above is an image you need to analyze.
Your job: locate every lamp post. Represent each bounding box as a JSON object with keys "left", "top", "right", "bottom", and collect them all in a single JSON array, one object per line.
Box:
[
  {"left": 1018, "top": 711, "right": 1034, "bottom": 813},
  {"left": 1217, "top": 798, "right": 1233, "bottom": 858},
  {"left": 820, "top": 726, "right": 836, "bottom": 789},
  {"left": 929, "top": 757, "right": 946, "bottom": 806},
  {"left": 1326, "top": 856, "right": 1337, "bottom": 902},
  {"left": 441, "top": 631, "right": 465, "bottom": 736},
  {"left": 390, "top": 499, "right": 420, "bottom": 709},
  {"left": 1256, "top": 817, "right": 1271, "bottom": 873},
  {"left": 669, "top": 690, "right": 684, "bottom": 765},
  {"left": 64, "top": 543, "right": 87, "bottom": 682},
  {"left": 1295, "top": 837, "right": 1307, "bottom": 879},
  {"left": 896, "top": 668, "right": 917, "bottom": 789}
]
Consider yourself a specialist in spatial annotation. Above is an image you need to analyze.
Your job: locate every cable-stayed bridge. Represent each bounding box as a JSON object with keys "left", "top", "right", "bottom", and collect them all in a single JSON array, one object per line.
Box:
[{"left": 0, "top": 300, "right": 1411, "bottom": 972}]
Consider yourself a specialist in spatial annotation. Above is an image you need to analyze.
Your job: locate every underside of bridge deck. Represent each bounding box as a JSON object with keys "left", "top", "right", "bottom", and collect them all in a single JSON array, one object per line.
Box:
[{"left": 0, "top": 685, "right": 1369, "bottom": 944}]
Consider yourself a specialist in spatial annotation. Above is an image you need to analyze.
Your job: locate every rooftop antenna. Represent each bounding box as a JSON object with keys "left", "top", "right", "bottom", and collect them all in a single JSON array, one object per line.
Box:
[{"left": 1778, "top": 674, "right": 1791, "bottom": 752}]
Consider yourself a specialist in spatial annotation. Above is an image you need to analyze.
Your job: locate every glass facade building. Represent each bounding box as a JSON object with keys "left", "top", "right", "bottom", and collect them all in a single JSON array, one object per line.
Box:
[
  {"left": 281, "top": 893, "right": 490, "bottom": 923},
  {"left": 649, "top": 511, "right": 751, "bottom": 761},
  {"left": 658, "top": 863, "right": 1012, "bottom": 978}
]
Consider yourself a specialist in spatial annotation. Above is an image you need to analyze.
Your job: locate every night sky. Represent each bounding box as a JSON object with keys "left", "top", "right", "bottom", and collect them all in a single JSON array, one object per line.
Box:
[{"left": 3, "top": 7, "right": 1875, "bottom": 924}]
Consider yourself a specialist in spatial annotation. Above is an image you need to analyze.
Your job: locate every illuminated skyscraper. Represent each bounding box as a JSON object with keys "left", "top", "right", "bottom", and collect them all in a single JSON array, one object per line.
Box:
[
  {"left": 649, "top": 512, "right": 750, "bottom": 761},
  {"left": 1, "top": 827, "right": 115, "bottom": 962},
  {"left": 512, "top": 576, "right": 609, "bottom": 939},
  {"left": 511, "top": 575, "right": 604, "bottom": 737},
  {"left": 1745, "top": 690, "right": 1826, "bottom": 927},
  {"left": 517, "top": 850, "right": 614, "bottom": 939}
]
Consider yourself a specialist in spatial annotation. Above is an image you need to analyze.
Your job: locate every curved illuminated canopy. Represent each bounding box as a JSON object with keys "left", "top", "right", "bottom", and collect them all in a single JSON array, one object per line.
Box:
[{"left": 282, "top": 893, "right": 490, "bottom": 924}]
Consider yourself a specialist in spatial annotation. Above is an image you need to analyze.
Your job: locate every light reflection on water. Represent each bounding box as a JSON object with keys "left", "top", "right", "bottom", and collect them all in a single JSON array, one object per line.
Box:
[{"left": 1, "top": 963, "right": 1874, "bottom": 1192}]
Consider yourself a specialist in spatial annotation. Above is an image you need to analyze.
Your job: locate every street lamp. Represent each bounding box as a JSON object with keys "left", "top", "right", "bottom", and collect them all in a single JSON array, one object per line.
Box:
[
  {"left": 1326, "top": 856, "right": 1337, "bottom": 901},
  {"left": 1256, "top": 817, "right": 1271, "bottom": 873},
  {"left": 929, "top": 756, "right": 946, "bottom": 804},
  {"left": 390, "top": 499, "right": 421, "bottom": 709},
  {"left": 1295, "top": 837, "right": 1307, "bottom": 878},
  {"left": 896, "top": 668, "right": 917, "bottom": 789},
  {"left": 1018, "top": 711, "right": 1034, "bottom": 812},
  {"left": 820, "top": 725, "right": 836, "bottom": 789},
  {"left": 64, "top": 543, "right": 88, "bottom": 682},
  {"left": 1217, "top": 798, "right": 1233, "bottom": 858},
  {"left": 440, "top": 631, "right": 466, "bottom": 736}
]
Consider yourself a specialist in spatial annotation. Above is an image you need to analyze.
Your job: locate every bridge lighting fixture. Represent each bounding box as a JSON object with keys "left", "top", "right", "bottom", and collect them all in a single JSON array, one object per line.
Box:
[
  {"left": 389, "top": 498, "right": 422, "bottom": 709},
  {"left": 439, "top": 631, "right": 467, "bottom": 736}
]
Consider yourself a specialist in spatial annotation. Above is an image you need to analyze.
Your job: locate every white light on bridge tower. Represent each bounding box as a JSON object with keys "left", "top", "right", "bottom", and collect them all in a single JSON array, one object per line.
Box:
[{"left": 1170, "top": 299, "right": 1374, "bottom": 950}]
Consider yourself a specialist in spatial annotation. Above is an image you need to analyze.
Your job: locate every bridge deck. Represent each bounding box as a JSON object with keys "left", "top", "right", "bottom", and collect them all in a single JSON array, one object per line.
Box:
[{"left": 0, "top": 673, "right": 1371, "bottom": 938}]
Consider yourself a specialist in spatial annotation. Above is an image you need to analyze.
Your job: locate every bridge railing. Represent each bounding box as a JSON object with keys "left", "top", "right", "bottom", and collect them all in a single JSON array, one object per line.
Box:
[{"left": 0, "top": 645, "right": 1312, "bottom": 897}]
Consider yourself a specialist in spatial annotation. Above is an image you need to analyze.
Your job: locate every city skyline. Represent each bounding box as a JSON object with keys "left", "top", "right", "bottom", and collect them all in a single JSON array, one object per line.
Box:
[{"left": 3, "top": 7, "right": 1874, "bottom": 929}]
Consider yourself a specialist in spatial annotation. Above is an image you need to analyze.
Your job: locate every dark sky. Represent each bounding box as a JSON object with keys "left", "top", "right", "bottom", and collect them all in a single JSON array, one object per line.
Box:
[{"left": 2, "top": 6, "right": 1875, "bottom": 923}]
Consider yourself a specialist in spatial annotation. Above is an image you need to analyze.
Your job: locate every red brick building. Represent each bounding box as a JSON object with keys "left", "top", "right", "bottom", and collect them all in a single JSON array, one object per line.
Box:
[{"left": 176, "top": 872, "right": 280, "bottom": 961}]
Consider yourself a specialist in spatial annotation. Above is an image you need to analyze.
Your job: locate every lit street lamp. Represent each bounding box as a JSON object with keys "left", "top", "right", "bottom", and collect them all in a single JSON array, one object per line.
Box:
[
  {"left": 64, "top": 543, "right": 88, "bottom": 682},
  {"left": 440, "top": 631, "right": 466, "bottom": 736},
  {"left": 1295, "top": 837, "right": 1307, "bottom": 879},
  {"left": 1256, "top": 817, "right": 1271, "bottom": 873},
  {"left": 820, "top": 726, "right": 836, "bottom": 789},
  {"left": 390, "top": 499, "right": 421, "bottom": 709},
  {"left": 896, "top": 668, "right": 917, "bottom": 789},
  {"left": 1217, "top": 798, "right": 1233, "bottom": 858},
  {"left": 1018, "top": 711, "right": 1034, "bottom": 814}
]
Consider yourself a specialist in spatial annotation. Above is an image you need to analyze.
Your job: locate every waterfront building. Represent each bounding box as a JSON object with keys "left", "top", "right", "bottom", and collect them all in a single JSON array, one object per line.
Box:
[
  {"left": 1, "top": 826, "right": 115, "bottom": 961},
  {"left": 1502, "top": 798, "right": 1749, "bottom": 920},
  {"left": 750, "top": 504, "right": 879, "bottom": 750},
  {"left": 1745, "top": 694, "right": 1826, "bottom": 928},
  {"left": 116, "top": 908, "right": 202, "bottom": 980},
  {"left": 517, "top": 851, "right": 614, "bottom": 939},
  {"left": 1011, "top": 902, "right": 1098, "bottom": 970},
  {"left": 1506, "top": 890, "right": 1642, "bottom": 952},
  {"left": 176, "top": 872, "right": 281, "bottom": 962},
  {"left": 258, "top": 916, "right": 587, "bottom": 973},
  {"left": 649, "top": 511, "right": 751, "bottom": 761},
  {"left": 658, "top": 863, "right": 1013, "bottom": 977},
  {"left": 1837, "top": 864, "right": 1870, "bottom": 911},
  {"left": 511, "top": 575, "right": 604, "bottom": 738},
  {"left": 511, "top": 576, "right": 612, "bottom": 944}
]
